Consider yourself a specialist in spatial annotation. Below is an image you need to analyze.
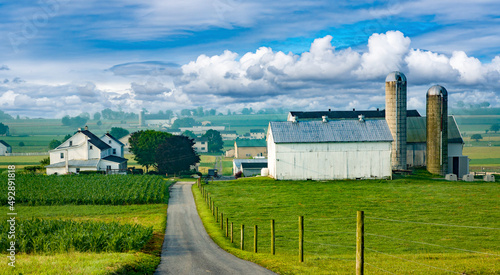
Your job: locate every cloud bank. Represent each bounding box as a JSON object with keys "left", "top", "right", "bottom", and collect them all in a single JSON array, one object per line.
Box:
[{"left": 1, "top": 31, "right": 499, "bottom": 118}]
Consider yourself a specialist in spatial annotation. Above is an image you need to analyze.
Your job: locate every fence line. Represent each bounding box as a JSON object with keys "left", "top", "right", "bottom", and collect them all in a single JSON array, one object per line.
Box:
[
  {"left": 304, "top": 230, "right": 356, "bottom": 235},
  {"left": 366, "top": 232, "right": 500, "bottom": 257},
  {"left": 5, "top": 152, "right": 48, "bottom": 156},
  {"left": 367, "top": 217, "right": 500, "bottom": 230},
  {"left": 365, "top": 262, "right": 397, "bottom": 275},
  {"left": 365, "top": 247, "right": 463, "bottom": 274},
  {"left": 304, "top": 240, "right": 356, "bottom": 249}
]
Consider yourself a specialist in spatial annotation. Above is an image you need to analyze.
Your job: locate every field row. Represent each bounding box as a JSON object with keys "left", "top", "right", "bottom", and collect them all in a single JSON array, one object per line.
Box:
[{"left": 0, "top": 174, "right": 171, "bottom": 205}]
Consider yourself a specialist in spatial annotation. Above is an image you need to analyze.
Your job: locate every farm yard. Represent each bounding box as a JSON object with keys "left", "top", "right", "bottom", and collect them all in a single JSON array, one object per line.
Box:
[
  {"left": 0, "top": 174, "right": 173, "bottom": 275},
  {"left": 194, "top": 175, "right": 500, "bottom": 274}
]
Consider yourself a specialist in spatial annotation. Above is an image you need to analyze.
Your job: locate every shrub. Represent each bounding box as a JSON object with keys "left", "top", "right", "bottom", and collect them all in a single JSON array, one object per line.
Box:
[{"left": 235, "top": 171, "right": 243, "bottom": 178}]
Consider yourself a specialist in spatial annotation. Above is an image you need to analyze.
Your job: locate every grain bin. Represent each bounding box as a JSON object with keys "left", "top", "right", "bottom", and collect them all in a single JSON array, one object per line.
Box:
[
  {"left": 385, "top": 71, "right": 407, "bottom": 170},
  {"left": 426, "top": 85, "right": 448, "bottom": 175}
]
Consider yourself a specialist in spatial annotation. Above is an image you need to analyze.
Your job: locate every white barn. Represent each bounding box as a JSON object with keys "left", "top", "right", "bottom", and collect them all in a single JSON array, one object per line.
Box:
[
  {"left": 46, "top": 127, "right": 127, "bottom": 175},
  {"left": 0, "top": 140, "right": 12, "bottom": 155},
  {"left": 267, "top": 119, "right": 393, "bottom": 180}
]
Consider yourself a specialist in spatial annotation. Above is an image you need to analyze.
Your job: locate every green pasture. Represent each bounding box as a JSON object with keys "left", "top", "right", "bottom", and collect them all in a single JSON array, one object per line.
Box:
[
  {"left": 0, "top": 175, "right": 173, "bottom": 274},
  {"left": 194, "top": 176, "right": 499, "bottom": 274}
]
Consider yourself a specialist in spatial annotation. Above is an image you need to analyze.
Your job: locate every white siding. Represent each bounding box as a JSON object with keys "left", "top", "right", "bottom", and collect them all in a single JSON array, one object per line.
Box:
[
  {"left": 100, "top": 136, "right": 123, "bottom": 157},
  {"left": 267, "top": 129, "right": 277, "bottom": 178},
  {"left": 270, "top": 141, "right": 391, "bottom": 180}
]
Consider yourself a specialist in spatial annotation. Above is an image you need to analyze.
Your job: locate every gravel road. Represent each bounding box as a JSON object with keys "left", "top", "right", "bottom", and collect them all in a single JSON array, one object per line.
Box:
[{"left": 155, "top": 182, "right": 275, "bottom": 275}]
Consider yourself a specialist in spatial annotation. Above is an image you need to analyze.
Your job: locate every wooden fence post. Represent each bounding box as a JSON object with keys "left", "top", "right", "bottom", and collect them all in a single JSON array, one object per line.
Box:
[
  {"left": 271, "top": 219, "right": 275, "bottom": 255},
  {"left": 226, "top": 217, "right": 229, "bottom": 237},
  {"left": 231, "top": 222, "right": 234, "bottom": 243},
  {"left": 356, "top": 211, "right": 364, "bottom": 275},
  {"left": 220, "top": 213, "right": 224, "bottom": 230},
  {"left": 241, "top": 224, "right": 245, "bottom": 250},
  {"left": 216, "top": 207, "right": 218, "bottom": 222},
  {"left": 254, "top": 225, "right": 258, "bottom": 253},
  {"left": 299, "top": 216, "right": 304, "bottom": 263}
]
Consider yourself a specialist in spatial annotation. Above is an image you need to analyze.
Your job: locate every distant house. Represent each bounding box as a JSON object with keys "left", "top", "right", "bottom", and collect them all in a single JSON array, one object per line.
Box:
[
  {"left": 221, "top": 130, "right": 238, "bottom": 140},
  {"left": 250, "top": 129, "right": 266, "bottom": 139},
  {"left": 225, "top": 149, "right": 235, "bottom": 158},
  {"left": 234, "top": 139, "right": 267, "bottom": 158},
  {"left": 178, "top": 126, "right": 225, "bottom": 135},
  {"left": 233, "top": 158, "right": 267, "bottom": 177},
  {"left": 46, "top": 126, "right": 127, "bottom": 175},
  {"left": 267, "top": 119, "right": 393, "bottom": 180},
  {"left": 194, "top": 138, "right": 208, "bottom": 153},
  {"left": 118, "top": 134, "right": 131, "bottom": 152},
  {"left": 0, "top": 140, "right": 12, "bottom": 155}
]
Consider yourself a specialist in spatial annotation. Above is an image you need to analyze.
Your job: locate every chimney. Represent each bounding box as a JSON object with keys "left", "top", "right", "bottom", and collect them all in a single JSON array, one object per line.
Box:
[
  {"left": 77, "top": 128, "right": 81, "bottom": 132},
  {"left": 322, "top": 116, "right": 328, "bottom": 123},
  {"left": 358, "top": 114, "right": 365, "bottom": 122},
  {"left": 84, "top": 125, "right": 88, "bottom": 131}
]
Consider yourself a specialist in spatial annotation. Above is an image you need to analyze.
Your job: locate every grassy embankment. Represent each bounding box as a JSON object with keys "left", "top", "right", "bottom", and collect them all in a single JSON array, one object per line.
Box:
[
  {"left": 0, "top": 174, "right": 173, "bottom": 275},
  {"left": 193, "top": 175, "right": 499, "bottom": 274}
]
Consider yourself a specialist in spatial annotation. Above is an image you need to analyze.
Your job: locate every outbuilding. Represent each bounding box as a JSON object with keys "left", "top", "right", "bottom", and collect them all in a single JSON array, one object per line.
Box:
[{"left": 267, "top": 118, "right": 393, "bottom": 180}]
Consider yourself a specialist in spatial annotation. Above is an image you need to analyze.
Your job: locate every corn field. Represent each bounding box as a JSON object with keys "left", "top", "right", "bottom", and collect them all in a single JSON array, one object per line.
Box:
[
  {"left": 0, "top": 218, "right": 153, "bottom": 253},
  {"left": 0, "top": 174, "right": 171, "bottom": 205}
]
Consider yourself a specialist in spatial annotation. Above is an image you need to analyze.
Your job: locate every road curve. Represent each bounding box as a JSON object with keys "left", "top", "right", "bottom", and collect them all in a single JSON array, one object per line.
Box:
[{"left": 155, "top": 182, "right": 275, "bottom": 275}]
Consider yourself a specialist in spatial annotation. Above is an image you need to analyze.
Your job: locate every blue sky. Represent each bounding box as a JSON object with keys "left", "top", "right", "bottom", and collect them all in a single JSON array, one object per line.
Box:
[{"left": 1, "top": 0, "right": 499, "bottom": 118}]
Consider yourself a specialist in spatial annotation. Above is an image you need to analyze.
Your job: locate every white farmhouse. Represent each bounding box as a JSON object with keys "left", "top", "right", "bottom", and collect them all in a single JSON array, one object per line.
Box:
[
  {"left": 0, "top": 140, "right": 12, "bottom": 155},
  {"left": 267, "top": 118, "right": 393, "bottom": 180},
  {"left": 46, "top": 127, "right": 128, "bottom": 175}
]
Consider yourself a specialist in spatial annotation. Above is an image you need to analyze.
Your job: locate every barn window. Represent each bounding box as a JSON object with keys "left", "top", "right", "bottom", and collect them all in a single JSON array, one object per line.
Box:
[
  {"left": 60, "top": 152, "right": 64, "bottom": 158},
  {"left": 113, "top": 149, "right": 116, "bottom": 154},
  {"left": 69, "top": 141, "right": 72, "bottom": 146},
  {"left": 90, "top": 145, "right": 93, "bottom": 150},
  {"left": 76, "top": 168, "right": 80, "bottom": 173},
  {"left": 109, "top": 140, "right": 112, "bottom": 144}
]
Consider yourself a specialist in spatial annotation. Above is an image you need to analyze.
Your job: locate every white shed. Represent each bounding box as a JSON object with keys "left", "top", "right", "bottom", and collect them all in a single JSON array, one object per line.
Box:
[{"left": 267, "top": 119, "right": 393, "bottom": 180}]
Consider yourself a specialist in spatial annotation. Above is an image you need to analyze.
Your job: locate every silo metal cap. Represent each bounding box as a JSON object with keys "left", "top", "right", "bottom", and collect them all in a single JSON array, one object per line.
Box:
[
  {"left": 385, "top": 71, "right": 407, "bottom": 82},
  {"left": 427, "top": 85, "right": 448, "bottom": 96}
]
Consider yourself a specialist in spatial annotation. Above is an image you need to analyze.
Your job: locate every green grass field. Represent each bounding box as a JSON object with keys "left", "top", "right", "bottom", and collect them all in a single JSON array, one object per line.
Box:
[
  {"left": 194, "top": 176, "right": 499, "bottom": 274},
  {"left": 0, "top": 175, "right": 173, "bottom": 274}
]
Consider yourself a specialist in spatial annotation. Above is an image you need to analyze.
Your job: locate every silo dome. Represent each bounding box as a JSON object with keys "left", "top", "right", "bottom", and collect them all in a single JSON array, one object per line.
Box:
[
  {"left": 427, "top": 85, "right": 448, "bottom": 96},
  {"left": 385, "top": 71, "right": 407, "bottom": 83}
]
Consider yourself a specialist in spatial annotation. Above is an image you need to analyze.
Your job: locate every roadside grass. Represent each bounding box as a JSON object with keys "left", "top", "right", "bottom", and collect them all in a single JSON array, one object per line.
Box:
[{"left": 193, "top": 177, "right": 500, "bottom": 274}]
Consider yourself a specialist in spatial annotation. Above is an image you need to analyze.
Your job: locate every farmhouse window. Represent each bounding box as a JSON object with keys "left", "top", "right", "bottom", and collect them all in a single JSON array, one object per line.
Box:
[
  {"left": 113, "top": 149, "right": 116, "bottom": 154},
  {"left": 106, "top": 165, "right": 111, "bottom": 170},
  {"left": 90, "top": 145, "right": 93, "bottom": 150},
  {"left": 109, "top": 140, "right": 112, "bottom": 144},
  {"left": 76, "top": 168, "right": 80, "bottom": 173},
  {"left": 60, "top": 152, "right": 64, "bottom": 158},
  {"left": 69, "top": 141, "right": 72, "bottom": 146}
]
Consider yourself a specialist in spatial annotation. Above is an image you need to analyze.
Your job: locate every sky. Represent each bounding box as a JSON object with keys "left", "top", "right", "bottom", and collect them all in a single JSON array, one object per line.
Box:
[{"left": 1, "top": 0, "right": 500, "bottom": 118}]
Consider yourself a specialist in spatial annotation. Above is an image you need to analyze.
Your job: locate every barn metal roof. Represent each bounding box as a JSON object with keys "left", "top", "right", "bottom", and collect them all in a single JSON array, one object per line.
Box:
[
  {"left": 407, "top": 116, "right": 463, "bottom": 143},
  {"left": 0, "top": 140, "right": 11, "bottom": 147},
  {"left": 269, "top": 120, "right": 393, "bottom": 143},
  {"left": 235, "top": 139, "right": 267, "bottom": 147},
  {"left": 102, "top": 155, "right": 128, "bottom": 163}
]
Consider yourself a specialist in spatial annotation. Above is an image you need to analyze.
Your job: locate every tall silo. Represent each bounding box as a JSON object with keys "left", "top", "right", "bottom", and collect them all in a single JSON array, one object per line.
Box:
[
  {"left": 139, "top": 111, "right": 145, "bottom": 127},
  {"left": 385, "top": 71, "right": 407, "bottom": 170},
  {"left": 426, "top": 85, "right": 448, "bottom": 175}
]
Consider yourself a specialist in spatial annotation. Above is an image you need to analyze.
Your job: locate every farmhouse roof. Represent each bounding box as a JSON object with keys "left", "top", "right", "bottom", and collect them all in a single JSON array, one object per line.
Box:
[
  {"left": 46, "top": 159, "right": 100, "bottom": 168},
  {"left": 235, "top": 139, "right": 267, "bottom": 147},
  {"left": 102, "top": 133, "right": 124, "bottom": 146},
  {"left": 233, "top": 158, "right": 267, "bottom": 167},
  {"left": 241, "top": 162, "right": 268, "bottom": 169},
  {"left": 0, "top": 140, "right": 11, "bottom": 147},
  {"left": 102, "top": 155, "right": 128, "bottom": 163},
  {"left": 289, "top": 109, "right": 421, "bottom": 120},
  {"left": 407, "top": 116, "right": 463, "bottom": 143},
  {"left": 81, "top": 130, "right": 112, "bottom": 150},
  {"left": 269, "top": 120, "right": 393, "bottom": 143}
]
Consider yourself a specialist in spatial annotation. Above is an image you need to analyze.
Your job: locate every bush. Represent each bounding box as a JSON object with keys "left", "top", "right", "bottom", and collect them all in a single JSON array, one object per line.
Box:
[
  {"left": 19, "top": 141, "right": 25, "bottom": 147},
  {"left": 235, "top": 171, "right": 243, "bottom": 178},
  {"left": 79, "top": 170, "right": 106, "bottom": 175}
]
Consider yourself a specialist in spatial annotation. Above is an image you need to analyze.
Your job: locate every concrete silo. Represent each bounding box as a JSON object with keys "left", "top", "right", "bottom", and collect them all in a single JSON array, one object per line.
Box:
[
  {"left": 426, "top": 85, "right": 448, "bottom": 175},
  {"left": 385, "top": 71, "right": 407, "bottom": 170}
]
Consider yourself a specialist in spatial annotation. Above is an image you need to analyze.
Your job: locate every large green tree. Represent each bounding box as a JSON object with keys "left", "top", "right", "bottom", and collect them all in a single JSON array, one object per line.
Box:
[
  {"left": 156, "top": 136, "right": 200, "bottom": 175},
  {"left": 171, "top": 117, "right": 199, "bottom": 129},
  {"left": 182, "top": 130, "right": 197, "bottom": 139},
  {"left": 129, "top": 130, "right": 172, "bottom": 172},
  {"left": 110, "top": 127, "right": 130, "bottom": 139},
  {"left": 48, "top": 139, "right": 62, "bottom": 149},
  {"left": 0, "top": 122, "right": 9, "bottom": 135},
  {"left": 202, "top": 129, "right": 223, "bottom": 153},
  {"left": 490, "top": 123, "right": 500, "bottom": 133}
]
